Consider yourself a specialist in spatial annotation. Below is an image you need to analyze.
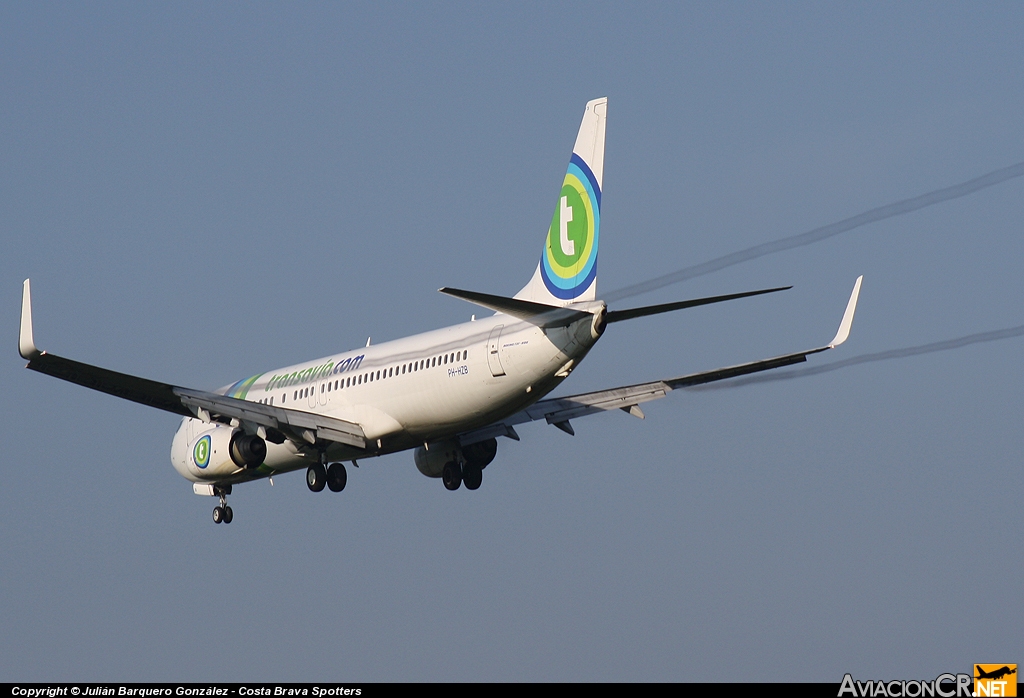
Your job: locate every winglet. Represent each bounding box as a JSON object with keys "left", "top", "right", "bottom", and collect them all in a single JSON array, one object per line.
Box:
[
  {"left": 19, "top": 279, "right": 41, "bottom": 360},
  {"left": 828, "top": 275, "right": 863, "bottom": 348}
]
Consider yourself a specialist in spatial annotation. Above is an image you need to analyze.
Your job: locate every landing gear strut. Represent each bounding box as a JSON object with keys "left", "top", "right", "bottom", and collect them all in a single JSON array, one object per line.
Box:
[{"left": 212, "top": 490, "right": 233, "bottom": 524}]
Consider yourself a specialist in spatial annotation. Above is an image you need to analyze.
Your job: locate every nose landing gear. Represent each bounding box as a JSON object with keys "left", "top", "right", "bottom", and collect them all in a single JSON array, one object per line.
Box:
[{"left": 212, "top": 489, "right": 233, "bottom": 524}]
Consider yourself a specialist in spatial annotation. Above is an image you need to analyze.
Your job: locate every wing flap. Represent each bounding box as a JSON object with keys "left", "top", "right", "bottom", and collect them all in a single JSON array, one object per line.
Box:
[{"left": 172, "top": 389, "right": 366, "bottom": 449}]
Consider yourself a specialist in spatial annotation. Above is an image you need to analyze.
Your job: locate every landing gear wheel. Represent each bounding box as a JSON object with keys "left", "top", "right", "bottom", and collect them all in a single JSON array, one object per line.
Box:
[
  {"left": 442, "top": 461, "right": 462, "bottom": 491},
  {"left": 463, "top": 463, "right": 482, "bottom": 490},
  {"left": 327, "top": 462, "right": 348, "bottom": 492},
  {"left": 222, "top": 506, "right": 233, "bottom": 524},
  {"left": 213, "top": 506, "right": 224, "bottom": 524},
  {"left": 307, "top": 463, "right": 327, "bottom": 492}
]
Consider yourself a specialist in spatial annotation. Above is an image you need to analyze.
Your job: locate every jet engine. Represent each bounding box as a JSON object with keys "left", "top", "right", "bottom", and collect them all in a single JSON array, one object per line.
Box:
[
  {"left": 414, "top": 437, "right": 498, "bottom": 478},
  {"left": 414, "top": 439, "right": 463, "bottom": 478},
  {"left": 229, "top": 431, "right": 267, "bottom": 469},
  {"left": 187, "top": 425, "right": 267, "bottom": 478}
]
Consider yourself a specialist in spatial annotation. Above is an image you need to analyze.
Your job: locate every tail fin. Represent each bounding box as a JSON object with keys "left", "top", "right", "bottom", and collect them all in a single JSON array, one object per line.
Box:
[{"left": 516, "top": 97, "right": 606, "bottom": 306}]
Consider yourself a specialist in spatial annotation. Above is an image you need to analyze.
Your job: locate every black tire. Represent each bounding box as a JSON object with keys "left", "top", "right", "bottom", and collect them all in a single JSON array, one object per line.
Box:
[
  {"left": 442, "top": 461, "right": 462, "bottom": 491},
  {"left": 212, "top": 506, "right": 224, "bottom": 524},
  {"left": 327, "top": 462, "right": 348, "bottom": 492},
  {"left": 306, "top": 463, "right": 327, "bottom": 492},
  {"left": 463, "top": 463, "right": 482, "bottom": 490},
  {"left": 223, "top": 506, "right": 233, "bottom": 524}
]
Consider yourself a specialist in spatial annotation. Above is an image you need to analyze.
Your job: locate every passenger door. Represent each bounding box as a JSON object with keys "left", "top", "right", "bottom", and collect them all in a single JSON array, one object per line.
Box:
[{"left": 487, "top": 325, "right": 505, "bottom": 377}]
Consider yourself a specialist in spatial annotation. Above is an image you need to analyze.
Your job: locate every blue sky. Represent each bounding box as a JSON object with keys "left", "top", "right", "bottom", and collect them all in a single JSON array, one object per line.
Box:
[{"left": 1, "top": 3, "right": 1021, "bottom": 681}]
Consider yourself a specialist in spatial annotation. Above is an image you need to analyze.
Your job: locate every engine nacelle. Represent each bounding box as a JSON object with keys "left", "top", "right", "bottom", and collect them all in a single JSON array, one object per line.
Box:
[
  {"left": 414, "top": 437, "right": 498, "bottom": 478},
  {"left": 414, "top": 439, "right": 464, "bottom": 478},
  {"left": 186, "top": 426, "right": 266, "bottom": 479}
]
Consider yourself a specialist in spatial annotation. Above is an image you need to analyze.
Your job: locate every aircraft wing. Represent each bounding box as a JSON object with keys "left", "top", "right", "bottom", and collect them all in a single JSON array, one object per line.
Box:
[
  {"left": 459, "top": 276, "right": 862, "bottom": 444},
  {"left": 18, "top": 280, "right": 366, "bottom": 449}
]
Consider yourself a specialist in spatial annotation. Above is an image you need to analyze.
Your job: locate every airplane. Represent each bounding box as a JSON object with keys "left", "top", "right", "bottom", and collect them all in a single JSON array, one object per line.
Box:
[
  {"left": 18, "top": 97, "right": 863, "bottom": 524},
  {"left": 975, "top": 666, "right": 1016, "bottom": 681}
]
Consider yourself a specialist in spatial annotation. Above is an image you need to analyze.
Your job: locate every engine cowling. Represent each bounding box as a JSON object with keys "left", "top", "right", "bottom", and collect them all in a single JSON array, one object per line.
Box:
[
  {"left": 414, "top": 437, "right": 498, "bottom": 478},
  {"left": 414, "top": 439, "right": 464, "bottom": 478},
  {"left": 186, "top": 426, "right": 266, "bottom": 479}
]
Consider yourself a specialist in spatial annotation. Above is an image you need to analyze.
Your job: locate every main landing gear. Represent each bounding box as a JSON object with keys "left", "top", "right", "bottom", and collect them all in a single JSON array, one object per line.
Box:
[
  {"left": 442, "top": 461, "right": 482, "bottom": 491},
  {"left": 307, "top": 461, "right": 347, "bottom": 493},
  {"left": 212, "top": 489, "right": 233, "bottom": 524}
]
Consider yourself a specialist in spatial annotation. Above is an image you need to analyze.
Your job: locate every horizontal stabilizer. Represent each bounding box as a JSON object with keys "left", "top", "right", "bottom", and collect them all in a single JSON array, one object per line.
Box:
[
  {"left": 458, "top": 276, "right": 863, "bottom": 441},
  {"left": 605, "top": 286, "right": 791, "bottom": 324},
  {"left": 439, "top": 287, "right": 592, "bottom": 327}
]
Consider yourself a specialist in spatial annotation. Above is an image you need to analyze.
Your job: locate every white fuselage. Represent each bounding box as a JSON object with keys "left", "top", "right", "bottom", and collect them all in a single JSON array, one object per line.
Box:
[{"left": 170, "top": 304, "right": 605, "bottom": 484}]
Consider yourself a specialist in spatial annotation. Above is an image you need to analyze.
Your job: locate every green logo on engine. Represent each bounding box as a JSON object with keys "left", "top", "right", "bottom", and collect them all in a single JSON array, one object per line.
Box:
[{"left": 193, "top": 435, "right": 211, "bottom": 469}]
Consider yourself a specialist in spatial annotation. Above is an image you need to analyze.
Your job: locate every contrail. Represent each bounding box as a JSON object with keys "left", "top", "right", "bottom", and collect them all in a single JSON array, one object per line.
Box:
[
  {"left": 605, "top": 161, "right": 1024, "bottom": 303},
  {"left": 687, "top": 324, "right": 1024, "bottom": 391}
]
